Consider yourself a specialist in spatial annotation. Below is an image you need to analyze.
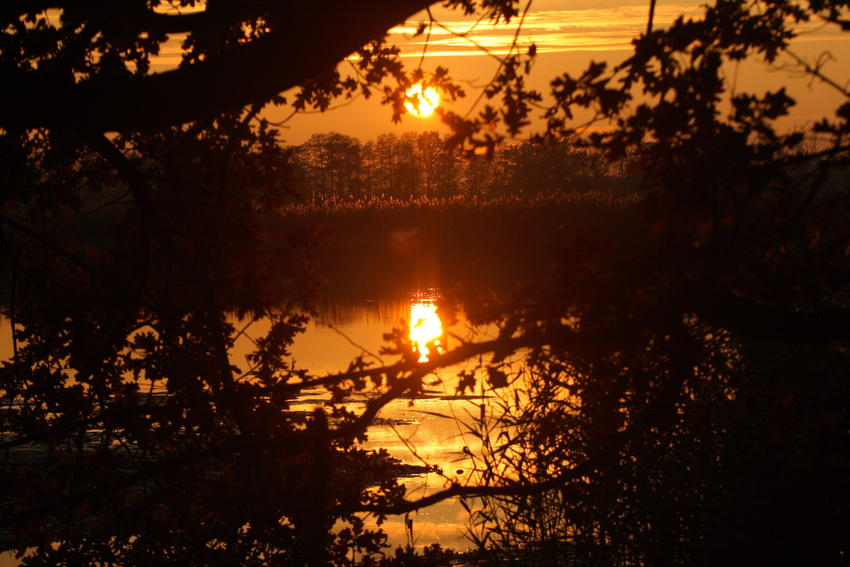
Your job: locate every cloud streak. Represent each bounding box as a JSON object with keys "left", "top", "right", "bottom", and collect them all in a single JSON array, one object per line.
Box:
[{"left": 388, "top": 4, "right": 850, "bottom": 57}]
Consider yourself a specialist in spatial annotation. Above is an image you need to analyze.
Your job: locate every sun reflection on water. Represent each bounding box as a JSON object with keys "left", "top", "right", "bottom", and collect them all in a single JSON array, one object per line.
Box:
[{"left": 409, "top": 300, "right": 444, "bottom": 362}]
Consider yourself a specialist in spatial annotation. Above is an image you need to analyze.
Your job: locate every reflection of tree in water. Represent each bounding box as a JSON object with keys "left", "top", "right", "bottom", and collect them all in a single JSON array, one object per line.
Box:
[{"left": 314, "top": 300, "right": 412, "bottom": 329}]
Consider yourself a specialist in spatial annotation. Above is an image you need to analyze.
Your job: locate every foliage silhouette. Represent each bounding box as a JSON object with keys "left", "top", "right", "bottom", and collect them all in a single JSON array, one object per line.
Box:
[{"left": 2, "top": 0, "right": 850, "bottom": 566}]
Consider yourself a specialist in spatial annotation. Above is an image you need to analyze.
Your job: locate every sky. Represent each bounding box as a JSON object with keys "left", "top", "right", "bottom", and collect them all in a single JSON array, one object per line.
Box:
[{"left": 151, "top": 0, "right": 850, "bottom": 145}]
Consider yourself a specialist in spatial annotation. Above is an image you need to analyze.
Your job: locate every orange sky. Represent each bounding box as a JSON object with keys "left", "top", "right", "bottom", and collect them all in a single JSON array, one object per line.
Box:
[
  {"left": 260, "top": 0, "right": 850, "bottom": 146},
  {"left": 146, "top": 1, "right": 850, "bottom": 145}
]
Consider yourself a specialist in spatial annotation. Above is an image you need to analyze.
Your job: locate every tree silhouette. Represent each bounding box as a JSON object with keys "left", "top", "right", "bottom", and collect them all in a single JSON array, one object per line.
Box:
[
  {"left": 2, "top": 0, "right": 850, "bottom": 566},
  {"left": 365, "top": 1, "right": 850, "bottom": 564},
  {"left": 0, "top": 2, "right": 524, "bottom": 565},
  {"left": 297, "top": 132, "right": 364, "bottom": 197},
  {"left": 0, "top": 0, "right": 441, "bottom": 131}
]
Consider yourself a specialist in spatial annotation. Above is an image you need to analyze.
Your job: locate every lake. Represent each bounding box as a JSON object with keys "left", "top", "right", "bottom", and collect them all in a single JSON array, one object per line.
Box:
[
  {"left": 237, "top": 291, "right": 495, "bottom": 552},
  {"left": 0, "top": 291, "right": 495, "bottom": 558}
]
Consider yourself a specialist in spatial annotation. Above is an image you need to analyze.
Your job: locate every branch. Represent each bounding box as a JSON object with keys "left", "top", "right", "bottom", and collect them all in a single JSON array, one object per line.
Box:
[
  {"left": 295, "top": 315, "right": 660, "bottom": 397},
  {"left": 350, "top": 316, "right": 698, "bottom": 517},
  {"left": 0, "top": 0, "right": 433, "bottom": 131},
  {"left": 352, "top": 369, "right": 690, "bottom": 515},
  {"left": 0, "top": 0, "right": 56, "bottom": 24},
  {"left": 0, "top": 2, "right": 211, "bottom": 33},
  {"left": 646, "top": 0, "right": 657, "bottom": 35},
  {"left": 784, "top": 49, "right": 850, "bottom": 99},
  {"left": 0, "top": 214, "right": 91, "bottom": 272}
]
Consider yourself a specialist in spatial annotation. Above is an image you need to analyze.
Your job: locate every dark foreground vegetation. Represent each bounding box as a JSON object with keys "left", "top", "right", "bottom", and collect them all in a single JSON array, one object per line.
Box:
[{"left": 2, "top": 0, "right": 850, "bottom": 566}]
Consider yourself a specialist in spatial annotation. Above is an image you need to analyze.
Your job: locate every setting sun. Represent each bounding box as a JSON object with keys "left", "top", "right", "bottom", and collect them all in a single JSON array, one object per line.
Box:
[{"left": 404, "top": 84, "right": 440, "bottom": 117}]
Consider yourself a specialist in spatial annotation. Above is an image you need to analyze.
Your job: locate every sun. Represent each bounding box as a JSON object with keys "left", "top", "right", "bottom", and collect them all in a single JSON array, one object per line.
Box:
[{"left": 404, "top": 84, "right": 440, "bottom": 117}]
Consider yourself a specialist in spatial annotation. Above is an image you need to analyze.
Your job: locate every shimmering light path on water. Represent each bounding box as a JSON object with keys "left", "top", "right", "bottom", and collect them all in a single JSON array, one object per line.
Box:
[
  {"left": 410, "top": 299, "right": 445, "bottom": 362},
  {"left": 288, "top": 295, "right": 490, "bottom": 551},
  {"left": 0, "top": 297, "right": 493, "bottom": 553}
]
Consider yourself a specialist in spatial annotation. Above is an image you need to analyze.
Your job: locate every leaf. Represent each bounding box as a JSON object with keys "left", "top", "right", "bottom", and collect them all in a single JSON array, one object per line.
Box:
[{"left": 487, "top": 366, "right": 509, "bottom": 389}]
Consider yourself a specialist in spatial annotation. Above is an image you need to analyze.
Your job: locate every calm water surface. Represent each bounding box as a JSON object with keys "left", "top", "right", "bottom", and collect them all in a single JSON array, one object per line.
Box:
[
  {"left": 0, "top": 294, "right": 495, "bottom": 556},
  {"left": 253, "top": 294, "right": 495, "bottom": 551}
]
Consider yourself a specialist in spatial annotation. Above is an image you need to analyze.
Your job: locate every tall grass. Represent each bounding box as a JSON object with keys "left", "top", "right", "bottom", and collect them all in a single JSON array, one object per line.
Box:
[{"left": 282, "top": 190, "right": 638, "bottom": 218}]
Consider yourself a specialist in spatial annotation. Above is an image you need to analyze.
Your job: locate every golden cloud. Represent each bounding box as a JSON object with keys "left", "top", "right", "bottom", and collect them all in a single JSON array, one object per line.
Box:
[{"left": 389, "top": 3, "right": 849, "bottom": 57}]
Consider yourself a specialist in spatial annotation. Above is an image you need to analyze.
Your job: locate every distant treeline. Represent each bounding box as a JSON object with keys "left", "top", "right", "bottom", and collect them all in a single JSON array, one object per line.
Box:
[{"left": 288, "top": 131, "right": 640, "bottom": 200}]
